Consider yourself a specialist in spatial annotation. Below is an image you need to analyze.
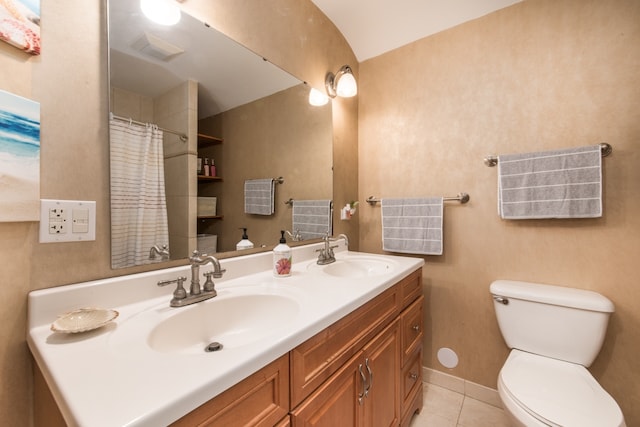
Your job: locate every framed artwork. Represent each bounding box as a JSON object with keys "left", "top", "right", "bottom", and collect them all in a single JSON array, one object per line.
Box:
[
  {"left": 0, "top": 90, "right": 40, "bottom": 222},
  {"left": 0, "top": 0, "right": 40, "bottom": 55}
]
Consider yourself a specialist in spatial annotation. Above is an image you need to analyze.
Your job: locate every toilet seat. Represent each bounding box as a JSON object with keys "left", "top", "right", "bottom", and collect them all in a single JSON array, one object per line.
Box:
[{"left": 499, "top": 350, "right": 625, "bottom": 427}]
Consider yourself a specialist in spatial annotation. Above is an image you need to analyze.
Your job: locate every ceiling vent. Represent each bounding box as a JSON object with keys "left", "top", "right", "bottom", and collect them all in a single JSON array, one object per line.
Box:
[{"left": 131, "top": 32, "right": 184, "bottom": 61}]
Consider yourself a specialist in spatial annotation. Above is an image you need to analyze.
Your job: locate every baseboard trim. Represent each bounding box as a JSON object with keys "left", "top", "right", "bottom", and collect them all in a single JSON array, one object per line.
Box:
[{"left": 422, "top": 367, "right": 503, "bottom": 409}]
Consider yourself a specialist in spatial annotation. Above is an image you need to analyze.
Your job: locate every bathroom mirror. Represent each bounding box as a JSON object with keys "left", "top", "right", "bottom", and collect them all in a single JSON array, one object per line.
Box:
[{"left": 108, "top": 0, "right": 333, "bottom": 268}]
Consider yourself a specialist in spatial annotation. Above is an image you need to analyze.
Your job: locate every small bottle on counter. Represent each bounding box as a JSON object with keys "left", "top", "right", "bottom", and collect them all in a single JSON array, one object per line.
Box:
[
  {"left": 273, "top": 230, "right": 292, "bottom": 277},
  {"left": 197, "top": 157, "right": 203, "bottom": 175},
  {"left": 236, "top": 228, "right": 254, "bottom": 250},
  {"left": 210, "top": 159, "right": 217, "bottom": 177},
  {"left": 203, "top": 158, "right": 210, "bottom": 176}
]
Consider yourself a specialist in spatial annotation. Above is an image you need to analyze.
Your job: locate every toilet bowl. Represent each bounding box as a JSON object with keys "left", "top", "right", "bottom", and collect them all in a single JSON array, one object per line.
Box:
[
  {"left": 498, "top": 350, "right": 625, "bottom": 427},
  {"left": 490, "top": 280, "right": 626, "bottom": 427}
]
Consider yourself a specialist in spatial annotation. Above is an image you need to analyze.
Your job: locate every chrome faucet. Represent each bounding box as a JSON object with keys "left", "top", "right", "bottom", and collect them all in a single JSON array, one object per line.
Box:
[
  {"left": 316, "top": 233, "right": 350, "bottom": 265},
  {"left": 336, "top": 233, "right": 349, "bottom": 249},
  {"left": 189, "top": 250, "right": 226, "bottom": 295},
  {"left": 157, "top": 250, "right": 226, "bottom": 307},
  {"left": 316, "top": 233, "right": 337, "bottom": 265},
  {"left": 285, "top": 229, "right": 303, "bottom": 242},
  {"left": 149, "top": 244, "right": 170, "bottom": 260}
]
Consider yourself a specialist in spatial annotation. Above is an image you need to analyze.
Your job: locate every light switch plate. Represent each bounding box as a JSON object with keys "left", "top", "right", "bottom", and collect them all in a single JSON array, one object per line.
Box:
[{"left": 39, "top": 199, "right": 96, "bottom": 243}]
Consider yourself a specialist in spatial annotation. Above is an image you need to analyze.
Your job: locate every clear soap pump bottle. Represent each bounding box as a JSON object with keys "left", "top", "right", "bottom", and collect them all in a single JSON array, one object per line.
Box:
[
  {"left": 236, "top": 228, "right": 254, "bottom": 250},
  {"left": 273, "top": 230, "right": 292, "bottom": 277}
]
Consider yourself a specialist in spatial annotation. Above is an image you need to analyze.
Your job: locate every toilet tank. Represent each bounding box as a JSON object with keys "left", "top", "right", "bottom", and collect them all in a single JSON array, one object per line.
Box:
[{"left": 490, "top": 280, "right": 614, "bottom": 367}]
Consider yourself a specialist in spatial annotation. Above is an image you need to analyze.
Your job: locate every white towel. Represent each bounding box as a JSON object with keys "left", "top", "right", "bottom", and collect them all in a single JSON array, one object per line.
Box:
[
  {"left": 292, "top": 200, "right": 333, "bottom": 240},
  {"left": 244, "top": 178, "right": 275, "bottom": 215},
  {"left": 381, "top": 197, "right": 443, "bottom": 255},
  {"left": 498, "top": 145, "right": 602, "bottom": 219}
]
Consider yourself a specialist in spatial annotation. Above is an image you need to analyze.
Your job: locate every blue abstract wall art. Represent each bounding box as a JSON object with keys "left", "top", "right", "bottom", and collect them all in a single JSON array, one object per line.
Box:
[{"left": 0, "top": 90, "right": 40, "bottom": 221}]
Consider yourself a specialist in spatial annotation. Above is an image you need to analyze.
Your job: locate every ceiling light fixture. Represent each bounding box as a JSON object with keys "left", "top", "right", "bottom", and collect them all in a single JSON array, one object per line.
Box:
[
  {"left": 140, "top": 0, "right": 181, "bottom": 26},
  {"left": 325, "top": 65, "right": 357, "bottom": 98},
  {"left": 308, "top": 87, "right": 329, "bottom": 106}
]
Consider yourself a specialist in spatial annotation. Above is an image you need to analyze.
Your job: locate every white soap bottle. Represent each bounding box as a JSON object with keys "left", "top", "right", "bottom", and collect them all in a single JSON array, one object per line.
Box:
[
  {"left": 236, "top": 228, "right": 254, "bottom": 250},
  {"left": 273, "top": 230, "right": 292, "bottom": 277}
]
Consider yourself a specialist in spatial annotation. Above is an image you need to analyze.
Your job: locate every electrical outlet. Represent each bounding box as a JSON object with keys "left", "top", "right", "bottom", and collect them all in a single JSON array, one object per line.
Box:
[
  {"left": 40, "top": 200, "right": 96, "bottom": 243},
  {"left": 48, "top": 207, "right": 68, "bottom": 234}
]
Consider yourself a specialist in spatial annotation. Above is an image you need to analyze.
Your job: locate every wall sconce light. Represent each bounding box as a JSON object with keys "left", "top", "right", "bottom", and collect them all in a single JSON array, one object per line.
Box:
[
  {"left": 140, "top": 0, "right": 181, "bottom": 26},
  {"left": 308, "top": 87, "right": 329, "bottom": 106},
  {"left": 325, "top": 65, "right": 357, "bottom": 98}
]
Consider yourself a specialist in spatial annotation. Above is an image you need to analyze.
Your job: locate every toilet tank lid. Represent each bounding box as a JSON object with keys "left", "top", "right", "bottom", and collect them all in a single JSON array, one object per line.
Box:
[{"left": 490, "top": 280, "right": 615, "bottom": 313}]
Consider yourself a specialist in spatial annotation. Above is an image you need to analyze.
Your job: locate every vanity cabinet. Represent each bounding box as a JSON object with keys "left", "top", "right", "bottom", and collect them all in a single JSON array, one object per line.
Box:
[
  {"left": 290, "top": 268, "right": 423, "bottom": 427},
  {"left": 290, "top": 283, "right": 401, "bottom": 407},
  {"left": 291, "top": 318, "right": 400, "bottom": 426},
  {"left": 171, "top": 353, "right": 289, "bottom": 427},
  {"left": 33, "top": 268, "right": 423, "bottom": 427}
]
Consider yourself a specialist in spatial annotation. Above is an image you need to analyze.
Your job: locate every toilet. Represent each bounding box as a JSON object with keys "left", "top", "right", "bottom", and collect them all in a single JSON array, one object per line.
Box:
[{"left": 490, "top": 280, "right": 626, "bottom": 427}]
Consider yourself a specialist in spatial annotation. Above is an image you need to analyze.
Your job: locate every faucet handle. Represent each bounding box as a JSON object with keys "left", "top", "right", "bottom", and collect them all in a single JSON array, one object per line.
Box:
[
  {"left": 189, "top": 250, "right": 203, "bottom": 263},
  {"left": 158, "top": 276, "right": 187, "bottom": 300},
  {"left": 202, "top": 272, "right": 217, "bottom": 295}
]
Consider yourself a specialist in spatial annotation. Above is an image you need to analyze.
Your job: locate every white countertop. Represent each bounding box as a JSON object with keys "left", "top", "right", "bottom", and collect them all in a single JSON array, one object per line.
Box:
[{"left": 28, "top": 243, "right": 424, "bottom": 426}]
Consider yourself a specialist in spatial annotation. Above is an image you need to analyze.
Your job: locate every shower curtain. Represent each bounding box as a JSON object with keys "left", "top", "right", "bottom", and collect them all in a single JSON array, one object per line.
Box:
[{"left": 109, "top": 117, "right": 169, "bottom": 268}]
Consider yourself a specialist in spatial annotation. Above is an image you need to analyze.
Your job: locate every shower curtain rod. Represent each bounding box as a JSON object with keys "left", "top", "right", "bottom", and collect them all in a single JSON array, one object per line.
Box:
[{"left": 110, "top": 113, "right": 188, "bottom": 143}]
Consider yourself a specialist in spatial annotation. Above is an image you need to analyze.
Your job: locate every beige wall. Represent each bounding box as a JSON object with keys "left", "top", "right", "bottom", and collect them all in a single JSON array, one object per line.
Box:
[
  {"left": 198, "top": 84, "right": 333, "bottom": 252},
  {"left": 358, "top": 0, "right": 640, "bottom": 424},
  {"left": 0, "top": 0, "right": 356, "bottom": 425}
]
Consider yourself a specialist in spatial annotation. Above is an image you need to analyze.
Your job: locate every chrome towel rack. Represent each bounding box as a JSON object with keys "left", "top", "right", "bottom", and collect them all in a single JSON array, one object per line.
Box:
[
  {"left": 483, "top": 142, "right": 612, "bottom": 167},
  {"left": 274, "top": 176, "right": 285, "bottom": 184},
  {"left": 366, "top": 193, "right": 470, "bottom": 206}
]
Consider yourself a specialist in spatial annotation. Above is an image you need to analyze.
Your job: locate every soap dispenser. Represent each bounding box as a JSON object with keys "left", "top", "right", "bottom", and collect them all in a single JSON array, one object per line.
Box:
[
  {"left": 273, "top": 230, "right": 292, "bottom": 277},
  {"left": 236, "top": 228, "right": 254, "bottom": 250}
]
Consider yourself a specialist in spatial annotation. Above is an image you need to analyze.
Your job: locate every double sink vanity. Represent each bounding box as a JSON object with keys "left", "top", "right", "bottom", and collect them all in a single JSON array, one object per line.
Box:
[{"left": 28, "top": 242, "right": 425, "bottom": 426}]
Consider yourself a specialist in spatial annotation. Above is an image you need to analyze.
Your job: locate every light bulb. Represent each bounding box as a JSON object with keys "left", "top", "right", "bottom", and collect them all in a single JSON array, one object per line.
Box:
[
  {"left": 140, "top": 0, "right": 181, "bottom": 26},
  {"left": 308, "top": 87, "right": 329, "bottom": 106},
  {"left": 336, "top": 71, "right": 357, "bottom": 97}
]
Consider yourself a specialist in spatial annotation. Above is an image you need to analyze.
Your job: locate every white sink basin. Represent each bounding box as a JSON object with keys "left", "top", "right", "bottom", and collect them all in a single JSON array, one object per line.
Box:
[
  {"left": 148, "top": 293, "right": 300, "bottom": 354},
  {"left": 309, "top": 256, "right": 397, "bottom": 278}
]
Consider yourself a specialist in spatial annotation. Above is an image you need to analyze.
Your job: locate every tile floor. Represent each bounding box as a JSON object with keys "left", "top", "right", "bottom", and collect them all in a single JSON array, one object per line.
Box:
[{"left": 409, "top": 383, "right": 512, "bottom": 427}]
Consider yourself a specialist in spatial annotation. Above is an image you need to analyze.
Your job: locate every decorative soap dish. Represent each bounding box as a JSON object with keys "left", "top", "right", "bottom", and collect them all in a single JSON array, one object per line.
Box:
[{"left": 51, "top": 308, "right": 119, "bottom": 334}]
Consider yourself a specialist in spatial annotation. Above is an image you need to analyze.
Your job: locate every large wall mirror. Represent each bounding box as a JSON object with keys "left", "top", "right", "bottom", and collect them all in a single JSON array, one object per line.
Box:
[{"left": 108, "top": 0, "right": 333, "bottom": 269}]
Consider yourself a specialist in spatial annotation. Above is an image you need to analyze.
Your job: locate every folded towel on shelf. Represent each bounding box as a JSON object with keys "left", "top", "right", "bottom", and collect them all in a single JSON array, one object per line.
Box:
[
  {"left": 244, "top": 178, "right": 275, "bottom": 215},
  {"left": 292, "top": 200, "right": 333, "bottom": 240},
  {"left": 381, "top": 197, "right": 443, "bottom": 255},
  {"left": 498, "top": 145, "right": 602, "bottom": 219}
]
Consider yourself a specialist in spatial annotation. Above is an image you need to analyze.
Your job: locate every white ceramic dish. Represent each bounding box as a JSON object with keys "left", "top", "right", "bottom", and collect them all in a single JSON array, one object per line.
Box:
[{"left": 51, "top": 308, "right": 119, "bottom": 333}]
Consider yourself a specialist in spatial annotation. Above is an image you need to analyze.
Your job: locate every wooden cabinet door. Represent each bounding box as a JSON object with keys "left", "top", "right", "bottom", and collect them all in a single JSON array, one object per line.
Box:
[
  {"left": 291, "top": 350, "right": 364, "bottom": 427},
  {"left": 362, "top": 318, "right": 401, "bottom": 427},
  {"left": 171, "top": 354, "right": 289, "bottom": 427}
]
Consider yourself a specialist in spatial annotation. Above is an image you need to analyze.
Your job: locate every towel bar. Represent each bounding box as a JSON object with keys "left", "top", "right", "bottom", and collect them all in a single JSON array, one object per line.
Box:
[
  {"left": 484, "top": 143, "right": 612, "bottom": 167},
  {"left": 274, "top": 177, "right": 285, "bottom": 184},
  {"left": 366, "top": 193, "right": 470, "bottom": 206}
]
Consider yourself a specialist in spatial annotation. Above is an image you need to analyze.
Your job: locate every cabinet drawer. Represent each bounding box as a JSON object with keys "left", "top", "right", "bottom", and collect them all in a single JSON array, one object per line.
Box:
[
  {"left": 401, "top": 295, "right": 424, "bottom": 366},
  {"left": 171, "top": 354, "right": 289, "bottom": 427},
  {"left": 290, "top": 284, "right": 401, "bottom": 407},
  {"left": 401, "top": 350, "right": 422, "bottom": 408},
  {"left": 400, "top": 269, "right": 422, "bottom": 309}
]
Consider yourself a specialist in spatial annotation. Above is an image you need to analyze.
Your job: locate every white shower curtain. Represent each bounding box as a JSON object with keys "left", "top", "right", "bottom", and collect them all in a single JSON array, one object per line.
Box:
[{"left": 109, "top": 117, "right": 169, "bottom": 268}]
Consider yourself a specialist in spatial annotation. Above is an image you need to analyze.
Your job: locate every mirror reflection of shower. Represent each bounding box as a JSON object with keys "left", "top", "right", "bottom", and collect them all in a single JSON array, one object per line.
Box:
[{"left": 108, "top": 0, "right": 333, "bottom": 267}]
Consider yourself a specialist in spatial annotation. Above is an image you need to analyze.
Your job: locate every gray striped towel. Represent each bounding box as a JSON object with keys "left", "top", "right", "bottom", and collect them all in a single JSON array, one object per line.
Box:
[
  {"left": 381, "top": 197, "right": 443, "bottom": 255},
  {"left": 292, "top": 200, "right": 332, "bottom": 240},
  {"left": 244, "top": 178, "right": 275, "bottom": 215},
  {"left": 498, "top": 145, "right": 602, "bottom": 219}
]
